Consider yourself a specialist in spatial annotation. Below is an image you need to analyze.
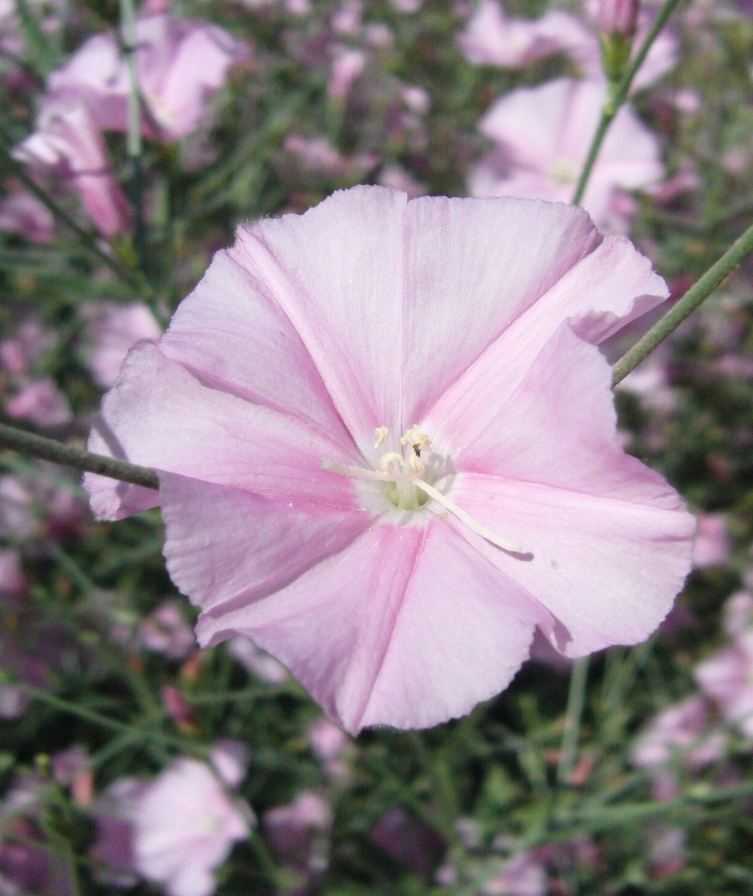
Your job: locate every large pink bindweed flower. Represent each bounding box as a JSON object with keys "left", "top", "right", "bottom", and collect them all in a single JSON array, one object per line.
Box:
[
  {"left": 86, "top": 186, "right": 694, "bottom": 733},
  {"left": 470, "top": 78, "right": 663, "bottom": 233},
  {"left": 46, "top": 14, "right": 247, "bottom": 143}
]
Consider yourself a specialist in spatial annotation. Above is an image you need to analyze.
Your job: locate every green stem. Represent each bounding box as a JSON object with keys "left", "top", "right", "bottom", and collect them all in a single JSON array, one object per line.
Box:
[
  {"left": 612, "top": 218, "right": 753, "bottom": 385},
  {"left": 0, "top": 422, "right": 159, "bottom": 489},
  {"left": 572, "top": 0, "right": 684, "bottom": 205},
  {"left": 119, "top": 0, "right": 148, "bottom": 276},
  {"left": 556, "top": 656, "right": 589, "bottom": 785}
]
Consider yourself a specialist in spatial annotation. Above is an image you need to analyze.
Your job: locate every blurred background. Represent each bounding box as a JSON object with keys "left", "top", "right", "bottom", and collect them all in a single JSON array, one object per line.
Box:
[{"left": 2, "top": 0, "right": 753, "bottom": 893}]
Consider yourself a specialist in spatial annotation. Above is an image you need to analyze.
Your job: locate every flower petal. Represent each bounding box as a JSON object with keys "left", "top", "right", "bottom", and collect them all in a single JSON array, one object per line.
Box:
[
  {"left": 160, "top": 474, "right": 372, "bottom": 615},
  {"left": 229, "top": 186, "right": 407, "bottom": 452},
  {"left": 85, "top": 341, "right": 362, "bottom": 519},
  {"left": 195, "top": 521, "right": 540, "bottom": 733},
  {"left": 159, "top": 250, "right": 348, "bottom": 439},
  {"left": 401, "top": 195, "right": 601, "bottom": 425},
  {"left": 446, "top": 326, "right": 694, "bottom": 656},
  {"left": 424, "top": 234, "right": 667, "bottom": 450}
]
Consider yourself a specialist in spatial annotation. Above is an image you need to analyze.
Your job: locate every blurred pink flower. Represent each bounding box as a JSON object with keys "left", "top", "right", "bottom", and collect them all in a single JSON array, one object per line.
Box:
[
  {"left": 695, "top": 631, "right": 753, "bottom": 736},
  {"left": 0, "top": 549, "right": 26, "bottom": 599},
  {"left": 284, "top": 134, "right": 345, "bottom": 175},
  {"left": 14, "top": 100, "right": 131, "bottom": 238},
  {"left": 328, "top": 46, "right": 366, "bottom": 100},
  {"left": 133, "top": 758, "right": 252, "bottom": 896},
  {"left": 228, "top": 635, "right": 288, "bottom": 683},
  {"left": 0, "top": 192, "right": 55, "bottom": 243},
  {"left": 595, "top": 0, "right": 639, "bottom": 39},
  {"left": 83, "top": 302, "right": 163, "bottom": 389},
  {"left": 631, "top": 695, "right": 726, "bottom": 769},
  {"left": 721, "top": 590, "right": 753, "bottom": 637},
  {"left": 369, "top": 807, "right": 445, "bottom": 877},
  {"left": 391, "top": 0, "right": 422, "bottom": 11},
  {"left": 139, "top": 599, "right": 195, "bottom": 659},
  {"left": 5, "top": 379, "right": 72, "bottom": 427},
  {"left": 331, "top": 0, "right": 362, "bottom": 35},
  {"left": 46, "top": 14, "right": 247, "bottom": 143},
  {"left": 691, "top": 512, "right": 729, "bottom": 567},
  {"left": 210, "top": 739, "right": 250, "bottom": 788},
  {"left": 459, "top": 0, "right": 591, "bottom": 68},
  {"left": 308, "top": 716, "right": 351, "bottom": 776},
  {"left": 86, "top": 186, "right": 694, "bottom": 734},
  {"left": 470, "top": 78, "right": 663, "bottom": 233},
  {"left": 461, "top": 0, "right": 676, "bottom": 91},
  {"left": 264, "top": 791, "right": 332, "bottom": 875},
  {"left": 481, "top": 851, "right": 547, "bottom": 896},
  {"left": 378, "top": 163, "right": 427, "bottom": 198},
  {"left": 0, "top": 321, "right": 54, "bottom": 377}
]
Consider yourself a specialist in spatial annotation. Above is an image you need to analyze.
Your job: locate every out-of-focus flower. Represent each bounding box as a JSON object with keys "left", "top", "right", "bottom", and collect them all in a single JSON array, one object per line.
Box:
[
  {"left": 596, "top": 0, "right": 639, "bottom": 39},
  {"left": 378, "top": 163, "right": 428, "bottom": 198},
  {"left": 88, "top": 778, "right": 145, "bottom": 888},
  {"left": 691, "top": 513, "right": 729, "bottom": 568},
  {"left": 133, "top": 758, "right": 253, "bottom": 896},
  {"left": 284, "top": 135, "right": 345, "bottom": 176},
  {"left": 86, "top": 187, "right": 694, "bottom": 734},
  {"left": 695, "top": 631, "right": 753, "bottom": 736},
  {"left": 264, "top": 791, "right": 331, "bottom": 878},
  {"left": 210, "top": 739, "right": 250, "bottom": 788},
  {"left": 0, "top": 550, "right": 26, "bottom": 600},
  {"left": 458, "top": 0, "right": 590, "bottom": 68},
  {"left": 470, "top": 78, "right": 663, "bottom": 233},
  {"left": 328, "top": 46, "right": 366, "bottom": 100},
  {"left": 308, "top": 716, "right": 351, "bottom": 776},
  {"left": 228, "top": 636, "right": 288, "bottom": 683},
  {"left": 369, "top": 807, "right": 446, "bottom": 878},
  {"left": 649, "top": 826, "right": 686, "bottom": 878},
  {"left": 14, "top": 100, "right": 131, "bottom": 238},
  {"left": 722, "top": 590, "right": 753, "bottom": 637},
  {"left": 139, "top": 600, "right": 195, "bottom": 659},
  {"left": 5, "top": 378, "right": 72, "bottom": 428},
  {"left": 391, "top": 0, "right": 422, "bottom": 12},
  {"left": 331, "top": 0, "right": 362, "bottom": 35},
  {"left": 0, "top": 322, "right": 55, "bottom": 377},
  {"left": 46, "top": 14, "right": 247, "bottom": 143},
  {"left": 480, "top": 851, "right": 547, "bottom": 896},
  {"left": 631, "top": 695, "right": 726, "bottom": 769},
  {"left": 161, "top": 684, "right": 197, "bottom": 731},
  {"left": 83, "top": 302, "right": 163, "bottom": 390},
  {"left": 0, "top": 192, "right": 55, "bottom": 243}
]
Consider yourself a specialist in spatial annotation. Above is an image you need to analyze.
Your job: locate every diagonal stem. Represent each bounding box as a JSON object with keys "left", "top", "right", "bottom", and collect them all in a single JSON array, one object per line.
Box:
[
  {"left": 572, "top": 0, "right": 684, "bottom": 206},
  {"left": 0, "top": 422, "right": 158, "bottom": 489},
  {"left": 612, "top": 218, "right": 753, "bottom": 385}
]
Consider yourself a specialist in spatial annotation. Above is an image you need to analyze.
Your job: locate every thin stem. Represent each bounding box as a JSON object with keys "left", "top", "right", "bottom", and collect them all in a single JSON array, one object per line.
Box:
[
  {"left": 0, "top": 422, "right": 159, "bottom": 489},
  {"left": 572, "top": 0, "right": 684, "bottom": 205},
  {"left": 612, "top": 218, "right": 753, "bottom": 385},
  {"left": 119, "top": 0, "right": 148, "bottom": 275},
  {"left": 556, "top": 656, "right": 589, "bottom": 785}
]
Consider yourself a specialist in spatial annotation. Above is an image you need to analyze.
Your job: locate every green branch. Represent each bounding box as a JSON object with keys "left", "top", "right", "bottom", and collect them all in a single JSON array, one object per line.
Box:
[
  {"left": 572, "top": 0, "right": 684, "bottom": 206},
  {"left": 612, "top": 218, "right": 753, "bottom": 385},
  {"left": 0, "top": 422, "right": 158, "bottom": 489}
]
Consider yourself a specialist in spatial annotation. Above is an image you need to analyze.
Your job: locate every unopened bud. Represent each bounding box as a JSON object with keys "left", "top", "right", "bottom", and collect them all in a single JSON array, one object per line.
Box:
[{"left": 596, "top": 0, "right": 639, "bottom": 40}]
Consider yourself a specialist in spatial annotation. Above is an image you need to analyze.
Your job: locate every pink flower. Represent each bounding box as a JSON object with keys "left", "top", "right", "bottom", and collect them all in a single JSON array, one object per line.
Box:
[
  {"left": 481, "top": 851, "right": 547, "bottom": 896},
  {"left": 0, "top": 192, "right": 55, "bottom": 243},
  {"left": 308, "top": 716, "right": 351, "bottom": 776},
  {"left": 691, "top": 512, "right": 729, "bottom": 568},
  {"left": 595, "top": 0, "right": 639, "bottom": 39},
  {"left": 263, "top": 791, "right": 331, "bottom": 874},
  {"left": 83, "top": 302, "right": 163, "bottom": 389},
  {"left": 695, "top": 631, "right": 753, "bottom": 736},
  {"left": 470, "top": 78, "right": 663, "bottom": 233},
  {"left": 368, "top": 807, "right": 445, "bottom": 877},
  {"left": 46, "top": 14, "right": 247, "bottom": 143},
  {"left": 132, "top": 758, "right": 252, "bottom": 896},
  {"left": 139, "top": 599, "right": 195, "bottom": 659},
  {"left": 228, "top": 635, "right": 288, "bottom": 683},
  {"left": 458, "top": 0, "right": 591, "bottom": 68},
  {"left": 86, "top": 186, "right": 694, "bottom": 734},
  {"left": 631, "top": 696, "right": 726, "bottom": 768},
  {"left": 327, "top": 46, "right": 366, "bottom": 100},
  {"left": 5, "top": 379, "right": 72, "bottom": 427},
  {"left": 14, "top": 100, "right": 131, "bottom": 238}
]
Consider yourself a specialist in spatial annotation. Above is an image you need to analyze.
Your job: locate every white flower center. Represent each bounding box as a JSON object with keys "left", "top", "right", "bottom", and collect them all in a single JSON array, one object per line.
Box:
[
  {"left": 548, "top": 157, "right": 576, "bottom": 186},
  {"left": 323, "top": 426, "right": 525, "bottom": 554}
]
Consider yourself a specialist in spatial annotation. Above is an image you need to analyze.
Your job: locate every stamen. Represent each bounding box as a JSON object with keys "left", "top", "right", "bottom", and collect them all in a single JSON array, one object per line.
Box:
[
  {"left": 379, "top": 452, "right": 405, "bottom": 472},
  {"left": 401, "top": 425, "right": 432, "bottom": 454},
  {"left": 414, "top": 479, "right": 526, "bottom": 554},
  {"left": 374, "top": 426, "right": 389, "bottom": 448}
]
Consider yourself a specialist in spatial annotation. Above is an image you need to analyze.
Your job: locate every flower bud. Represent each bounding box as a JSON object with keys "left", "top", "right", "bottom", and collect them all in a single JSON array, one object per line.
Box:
[{"left": 596, "top": 0, "right": 639, "bottom": 40}]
